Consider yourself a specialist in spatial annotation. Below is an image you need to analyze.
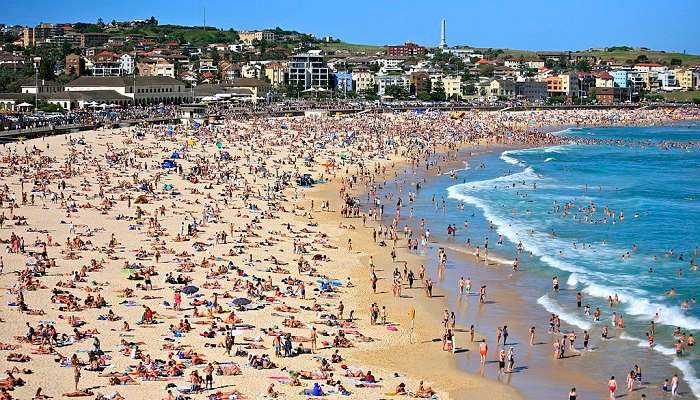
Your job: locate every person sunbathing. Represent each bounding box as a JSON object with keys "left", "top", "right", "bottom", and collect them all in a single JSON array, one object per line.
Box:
[
  {"left": 283, "top": 317, "right": 303, "bottom": 328},
  {"left": 5, "top": 353, "right": 30, "bottom": 362},
  {"left": 415, "top": 381, "right": 436, "bottom": 398}
]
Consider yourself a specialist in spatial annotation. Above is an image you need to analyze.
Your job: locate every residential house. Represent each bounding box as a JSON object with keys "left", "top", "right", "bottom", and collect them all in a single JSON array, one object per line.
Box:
[
  {"left": 375, "top": 72, "right": 410, "bottom": 95},
  {"left": 263, "top": 61, "right": 286, "bottom": 87},
  {"left": 352, "top": 67, "right": 376, "bottom": 93},
  {"left": 334, "top": 71, "right": 353, "bottom": 94},
  {"left": 65, "top": 53, "right": 84, "bottom": 76}
]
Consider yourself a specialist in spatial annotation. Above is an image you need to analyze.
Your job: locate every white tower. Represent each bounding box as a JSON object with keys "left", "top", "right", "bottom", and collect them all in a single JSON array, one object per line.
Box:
[{"left": 439, "top": 19, "right": 447, "bottom": 49}]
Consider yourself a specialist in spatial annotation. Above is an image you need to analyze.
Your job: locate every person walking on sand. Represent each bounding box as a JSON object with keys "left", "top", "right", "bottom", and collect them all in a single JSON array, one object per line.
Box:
[
  {"left": 310, "top": 327, "right": 318, "bottom": 353},
  {"left": 407, "top": 306, "right": 415, "bottom": 343},
  {"left": 73, "top": 362, "right": 81, "bottom": 392},
  {"left": 479, "top": 339, "right": 488, "bottom": 363},
  {"left": 608, "top": 376, "right": 617, "bottom": 399}
]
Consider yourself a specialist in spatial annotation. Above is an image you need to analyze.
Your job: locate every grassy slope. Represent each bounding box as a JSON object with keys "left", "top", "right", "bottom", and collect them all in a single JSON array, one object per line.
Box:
[
  {"left": 109, "top": 25, "right": 239, "bottom": 46},
  {"left": 575, "top": 49, "right": 700, "bottom": 65},
  {"left": 317, "top": 42, "right": 386, "bottom": 55},
  {"left": 661, "top": 90, "right": 700, "bottom": 102}
]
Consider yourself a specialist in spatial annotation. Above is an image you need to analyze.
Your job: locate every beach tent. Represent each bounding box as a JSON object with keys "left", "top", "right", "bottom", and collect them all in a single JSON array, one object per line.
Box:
[
  {"left": 220, "top": 151, "right": 231, "bottom": 161},
  {"left": 231, "top": 297, "right": 251, "bottom": 306},
  {"left": 170, "top": 151, "right": 181, "bottom": 159},
  {"left": 163, "top": 183, "right": 174, "bottom": 191},
  {"left": 181, "top": 285, "right": 199, "bottom": 295},
  {"left": 216, "top": 142, "right": 223, "bottom": 149},
  {"left": 161, "top": 159, "right": 176, "bottom": 168}
]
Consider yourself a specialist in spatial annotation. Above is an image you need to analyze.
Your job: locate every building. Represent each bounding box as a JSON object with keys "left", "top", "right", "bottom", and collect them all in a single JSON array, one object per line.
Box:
[
  {"left": 594, "top": 71, "right": 614, "bottom": 88},
  {"left": 674, "top": 68, "right": 700, "bottom": 90},
  {"left": 65, "top": 53, "right": 84, "bottom": 76},
  {"left": 90, "top": 51, "right": 123, "bottom": 77},
  {"left": 488, "top": 79, "right": 516, "bottom": 98},
  {"left": 65, "top": 75, "right": 190, "bottom": 105},
  {"left": 633, "top": 63, "right": 666, "bottom": 73},
  {"left": 241, "top": 64, "right": 263, "bottom": 79},
  {"left": 352, "top": 67, "right": 375, "bottom": 93},
  {"left": 409, "top": 71, "right": 430, "bottom": 96},
  {"left": 22, "top": 23, "right": 63, "bottom": 47},
  {"left": 377, "top": 56, "right": 407, "bottom": 69},
  {"left": 656, "top": 72, "right": 677, "bottom": 90},
  {"left": 515, "top": 81, "right": 548, "bottom": 101},
  {"left": 546, "top": 73, "right": 579, "bottom": 97},
  {"left": 287, "top": 51, "right": 330, "bottom": 90},
  {"left": 120, "top": 54, "right": 135, "bottom": 75},
  {"left": 193, "top": 78, "right": 271, "bottom": 103},
  {"left": 385, "top": 42, "right": 427, "bottom": 57},
  {"left": 238, "top": 30, "right": 276, "bottom": 45},
  {"left": 441, "top": 75, "right": 462, "bottom": 99},
  {"left": 0, "top": 51, "right": 26, "bottom": 70},
  {"left": 375, "top": 73, "right": 410, "bottom": 95},
  {"left": 45, "top": 32, "right": 82, "bottom": 47},
  {"left": 80, "top": 32, "right": 109, "bottom": 48},
  {"left": 590, "top": 87, "right": 628, "bottom": 104},
  {"left": 334, "top": 71, "right": 353, "bottom": 94},
  {"left": 138, "top": 59, "right": 175, "bottom": 78},
  {"left": 263, "top": 61, "right": 286, "bottom": 86},
  {"left": 20, "top": 79, "right": 64, "bottom": 94}
]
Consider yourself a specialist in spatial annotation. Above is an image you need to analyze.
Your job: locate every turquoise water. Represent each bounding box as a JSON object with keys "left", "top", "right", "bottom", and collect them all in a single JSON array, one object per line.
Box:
[{"left": 441, "top": 124, "right": 700, "bottom": 396}]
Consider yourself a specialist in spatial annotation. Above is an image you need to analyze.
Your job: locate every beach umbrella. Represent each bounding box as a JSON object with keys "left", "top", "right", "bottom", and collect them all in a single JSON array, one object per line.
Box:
[
  {"left": 216, "top": 142, "right": 223, "bottom": 149},
  {"left": 181, "top": 285, "right": 199, "bottom": 295},
  {"left": 231, "top": 297, "right": 251, "bottom": 306}
]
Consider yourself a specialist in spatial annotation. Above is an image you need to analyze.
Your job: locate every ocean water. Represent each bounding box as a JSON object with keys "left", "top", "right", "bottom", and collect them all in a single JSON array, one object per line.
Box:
[{"left": 439, "top": 124, "right": 700, "bottom": 397}]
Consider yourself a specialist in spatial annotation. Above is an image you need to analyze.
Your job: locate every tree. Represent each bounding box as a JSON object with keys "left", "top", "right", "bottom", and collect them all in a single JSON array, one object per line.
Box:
[
  {"left": 635, "top": 54, "right": 649, "bottom": 63},
  {"left": 360, "top": 87, "right": 379, "bottom": 101},
  {"left": 430, "top": 80, "right": 446, "bottom": 101},
  {"left": 574, "top": 60, "right": 591, "bottom": 72},
  {"left": 417, "top": 92, "right": 432, "bottom": 101},
  {"left": 384, "top": 84, "right": 409, "bottom": 99},
  {"left": 479, "top": 87, "right": 487, "bottom": 96},
  {"left": 693, "top": 97, "right": 700, "bottom": 105},
  {"left": 670, "top": 58, "right": 682, "bottom": 66},
  {"left": 478, "top": 64, "right": 495, "bottom": 77},
  {"left": 38, "top": 59, "right": 56, "bottom": 81}
]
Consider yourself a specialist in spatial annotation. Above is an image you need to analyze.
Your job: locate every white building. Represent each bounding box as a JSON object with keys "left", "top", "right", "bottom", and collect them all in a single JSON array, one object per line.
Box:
[
  {"left": 120, "top": 54, "right": 134, "bottom": 75},
  {"left": 65, "top": 76, "right": 190, "bottom": 105},
  {"left": 375, "top": 73, "right": 410, "bottom": 95},
  {"left": 352, "top": 68, "right": 375, "bottom": 93}
]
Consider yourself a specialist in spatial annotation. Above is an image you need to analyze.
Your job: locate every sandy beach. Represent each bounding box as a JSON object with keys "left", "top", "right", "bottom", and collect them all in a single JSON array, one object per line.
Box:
[{"left": 0, "top": 107, "right": 698, "bottom": 400}]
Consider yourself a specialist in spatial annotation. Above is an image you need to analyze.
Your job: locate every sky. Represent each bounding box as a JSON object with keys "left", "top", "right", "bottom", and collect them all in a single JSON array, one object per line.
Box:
[{"left": 4, "top": 0, "right": 700, "bottom": 54}]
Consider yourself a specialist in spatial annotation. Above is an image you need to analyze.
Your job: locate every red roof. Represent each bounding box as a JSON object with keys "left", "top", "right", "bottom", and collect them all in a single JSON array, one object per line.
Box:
[{"left": 635, "top": 63, "right": 663, "bottom": 67}]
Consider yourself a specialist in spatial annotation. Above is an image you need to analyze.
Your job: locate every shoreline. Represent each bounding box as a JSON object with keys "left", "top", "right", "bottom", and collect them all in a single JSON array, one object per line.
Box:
[{"left": 300, "top": 143, "right": 525, "bottom": 400}]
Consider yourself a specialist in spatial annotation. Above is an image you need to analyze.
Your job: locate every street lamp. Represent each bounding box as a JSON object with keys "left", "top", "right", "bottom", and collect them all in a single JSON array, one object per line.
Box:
[{"left": 32, "top": 56, "right": 41, "bottom": 114}]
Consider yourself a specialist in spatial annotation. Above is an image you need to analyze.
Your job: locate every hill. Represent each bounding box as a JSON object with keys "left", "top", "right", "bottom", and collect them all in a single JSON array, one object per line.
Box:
[
  {"left": 109, "top": 25, "right": 239, "bottom": 46},
  {"left": 574, "top": 47, "right": 700, "bottom": 66}
]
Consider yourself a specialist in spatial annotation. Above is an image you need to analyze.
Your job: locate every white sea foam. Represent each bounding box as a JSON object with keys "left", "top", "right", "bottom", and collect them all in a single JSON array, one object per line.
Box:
[
  {"left": 543, "top": 144, "right": 575, "bottom": 154},
  {"left": 544, "top": 157, "right": 555, "bottom": 162},
  {"left": 499, "top": 150, "right": 526, "bottom": 166},
  {"left": 537, "top": 295, "right": 592, "bottom": 330}
]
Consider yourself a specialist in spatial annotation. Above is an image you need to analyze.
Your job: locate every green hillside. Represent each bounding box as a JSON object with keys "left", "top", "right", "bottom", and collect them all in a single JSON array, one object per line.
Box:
[
  {"left": 317, "top": 41, "right": 385, "bottom": 55},
  {"left": 110, "top": 25, "right": 239, "bottom": 46},
  {"left": 574, "top": 47, "right": 700, "bottom": 66}
]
